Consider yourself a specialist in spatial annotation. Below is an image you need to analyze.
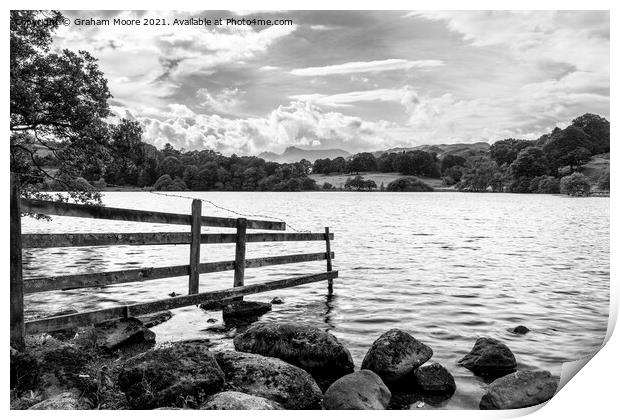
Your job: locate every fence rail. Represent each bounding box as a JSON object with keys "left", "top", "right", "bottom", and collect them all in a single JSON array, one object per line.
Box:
[{"left": 10, "top": 174, "right": 337, "bottom": 348}]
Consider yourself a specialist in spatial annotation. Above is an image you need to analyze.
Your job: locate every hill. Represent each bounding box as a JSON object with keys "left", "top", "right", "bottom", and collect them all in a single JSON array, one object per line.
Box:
[
  {"left": 374, "top": 142, "right": 490, "bottom": 159},
  {"left": 258, "top": 146, "right": 350, "bottom": 163}
]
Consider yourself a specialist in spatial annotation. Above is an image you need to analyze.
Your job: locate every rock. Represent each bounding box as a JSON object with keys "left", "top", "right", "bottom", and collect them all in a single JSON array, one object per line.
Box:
[
  {"left": 199, "top": 300, "right": 231, "bottom": 311},
  {"left": 200, "top": 391, "right": 284, "bottom": 410},
  {"left": 93, "top": 318, "right": 156, "bottom": 352},
  {"left": 117, "top": 341, "right": 225, "bottom": 409},
  {"left": 361, "top": 329, "right": 433, "bottom": 386},
  {"left": 137, "top": 311, "right": 173, "bottom": 328},
  {"left": 11, "top": 342, "right": 94, "bottom": 397},
  {"left": 413, "top": 362, "right": 456, "bottom": 394},
  {"left": 48, "top": 309, "right": 79, "bottom": 340},
  {"left": 479, "top": 370, "right": 558, "bottom": 409},
  {"left": 222, "top": 301, "right": 272, "bottom": 319},
  {"left": 323, "top": 370, "right": 391, "bottom": 410},
  {"left": 206, "top": 318, "right": 218, "bottom": 323},
  {"left": 271, "top": 297, "right": 284, "bottom": 305},
  {"left": 233, "top": 322, "right": 354, "bottom": 381},
  {"left": 28, "top": 391, "right": 85, "bottom": 410},
  {"left": 458, "top": 338, "right": 517, "bottom": 378},
  {"left": 512, "top": 326, "right": 530, "bottom": 335},
  {"left": 215, "top": 350, "right": 322, "bottom": 409}
]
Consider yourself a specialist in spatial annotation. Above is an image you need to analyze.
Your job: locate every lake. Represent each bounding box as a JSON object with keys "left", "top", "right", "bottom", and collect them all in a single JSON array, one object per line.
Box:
[{"left": 21, "top": 192, "right": 610, "bottom": 409}]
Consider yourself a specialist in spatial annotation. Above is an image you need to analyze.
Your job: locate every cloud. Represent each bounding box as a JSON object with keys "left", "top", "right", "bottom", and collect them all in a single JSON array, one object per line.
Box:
[
  {"left": 290, "top": 87, "right": 413, "bottom": 108},
  {"left": 197, "top": 87, "right": 245, "bottom": 114},
  {"left": 112, "top": 101, "right": 404, "bottom": 154},
  {"left": 290, "top": 58, "right": 443, "bottom": 76}
]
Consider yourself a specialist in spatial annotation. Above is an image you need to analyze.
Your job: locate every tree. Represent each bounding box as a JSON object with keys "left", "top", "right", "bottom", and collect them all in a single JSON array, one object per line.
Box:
[
  {"left": 489, "top": 139, "right": 532, "bottom": 166},
  {"left": 11, "top": 10, "right": 112, "bottom": 204},
  {"left": 543, "top": 126, "right": 594, "bottom": 172},
  {"left": 440, "top": 154, "right": 466, "bottom": 172},
  {"left": 457, "top": 156, "right": 499, "bottom": 192},
  {"left": 104, "top": 119, "right": 144, "bottom": 185},
  {"left": 386, "top": 177, "right": 433, "bottom": 192},
  {"left": 509, "top": 147, "right": 549, "bottom": 179},
  {"left": 597, "top": 168, "right": 610, "bottom": 191},
  {"left": 571, "top": 113, "right": 610, "bottom": 154},
  {"left": 560, "top": 172, "right": 591, "bottom": 196},
  {"left": 347, "top": 153, "right": 377, "bottom": 174},
  {"left": 394, "top": 151, "right": 440, "bottom": 177}
]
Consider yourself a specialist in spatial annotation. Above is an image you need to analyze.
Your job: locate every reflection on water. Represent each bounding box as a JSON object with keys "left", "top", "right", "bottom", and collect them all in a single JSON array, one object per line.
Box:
[{"left": 21, "top": 192, "right": 609, "bottom": 409}]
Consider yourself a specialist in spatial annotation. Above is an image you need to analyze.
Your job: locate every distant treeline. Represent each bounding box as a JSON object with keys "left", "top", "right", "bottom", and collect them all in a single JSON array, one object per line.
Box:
[{"left": 312, "top": 113, "right": 610, "bottom": 195}]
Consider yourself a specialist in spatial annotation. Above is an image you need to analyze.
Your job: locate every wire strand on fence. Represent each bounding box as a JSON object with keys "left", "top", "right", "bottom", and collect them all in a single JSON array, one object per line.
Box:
[{"left": 148, "top": 190, "right": 311, "bottom": 233}]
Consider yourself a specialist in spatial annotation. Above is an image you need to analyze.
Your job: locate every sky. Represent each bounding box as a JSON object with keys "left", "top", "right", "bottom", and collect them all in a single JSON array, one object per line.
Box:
[{"left": 54, "top": 10, "right": 610, "bottom": 155}]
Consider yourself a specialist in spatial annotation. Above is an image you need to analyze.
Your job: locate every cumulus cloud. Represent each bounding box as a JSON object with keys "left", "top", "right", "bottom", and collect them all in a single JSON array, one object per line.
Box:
[
  {"left": 290, "top": 59, "right": 443, "bottom": 76},
  {"left": 197, "top": 87, "right": 245, "bottom": 114},
  {"left": 112, "top": 101, "right": 403, "bottom": 154}
]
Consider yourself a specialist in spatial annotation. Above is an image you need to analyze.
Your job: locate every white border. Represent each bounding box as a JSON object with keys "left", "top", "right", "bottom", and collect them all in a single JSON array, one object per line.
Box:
[{"left": 2, "top": 1, "right": 616, "bottom": 419}]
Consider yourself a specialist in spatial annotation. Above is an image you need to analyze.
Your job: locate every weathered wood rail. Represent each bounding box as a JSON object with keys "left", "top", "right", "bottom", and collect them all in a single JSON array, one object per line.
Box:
[{"left": 10, "top": 174, "right": 338, "bottom": 348}]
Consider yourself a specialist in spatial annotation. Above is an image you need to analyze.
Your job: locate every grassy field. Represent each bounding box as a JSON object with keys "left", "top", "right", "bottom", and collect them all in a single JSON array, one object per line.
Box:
[
  {"left": 580, "top": 153, "right": 609, "bottom": 183},
  {"left": 309, "top": 172, "right": 448, "bottom": 190}
]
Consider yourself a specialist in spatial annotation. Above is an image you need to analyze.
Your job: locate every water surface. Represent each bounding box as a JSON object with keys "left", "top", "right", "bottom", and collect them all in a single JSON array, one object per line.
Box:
[{"left": 22, "top": 192, "right": 610, "bottom": 409}]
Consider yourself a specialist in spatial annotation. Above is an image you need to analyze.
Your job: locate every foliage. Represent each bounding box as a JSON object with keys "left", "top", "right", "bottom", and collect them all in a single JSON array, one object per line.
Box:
[
  {"left": 489, "top": 139, "right": 533, "bottom": 166},
  {"left": 597, "top": 168, "right": 610, "bottom": 191},
  {"left": 10, "top": 10, "right": 112, "bottom": 205},
  {"left": 457, "top": 156, "right": 500, "bottom": 192},
  {"left": 386, "top": 177, "right": 433, "bottom": 192},
  {"left": 509, "top": 147, "right": 549, "bottom": 179},
  {"left": 542, "top": 125, "right": 594, "bottom": 171},
  {"left": 393, "top": 150, "right": 441, "bottom": 177},
  {"left": 440, "top": 154, "right": 467, "bottom": 172},
  {"left": 560, "top": 172, "right": 592, "bottom": 196},
  {"left": 344, "top": 175, "right": 377, "bottom": 191},
  {"left": 571, "top": 113, "right": 610, "bottom": 154}
]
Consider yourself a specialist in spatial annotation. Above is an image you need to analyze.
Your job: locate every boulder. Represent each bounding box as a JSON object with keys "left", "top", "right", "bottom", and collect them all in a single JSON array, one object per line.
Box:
[
  {"left": 117, "top": 341, "right": 225, "bottom": 409},
  {"left": 233, "top": 322, "right": 354, "bottom": 381},
  {"left": 361, "top": 329, "right": 433, "bottom": 385},
  {"left": 323, "top": 370, "right": 391, "bottom": 410},
  {"left": 222, "top": 301, "right": 272, "bottom": 319},
  {"left": 479, "top": 370, "right": 558, "bottom": 409},
  {"left": 93, "top": 318, "right": 156, "bottom": 352},
  {"left": 215, "top": 351, "right": 322, "bottom": 409},
  {"left": 11, "top": 342, "right": 93, "bottom": 397},
  {"left": 458, "top": 338, "right": 517, "bottom": 378},
  {"left": 137, "top": 311, "right": 173, "bottom": 328},
  {"left": 512, "top": 326, "right": 530, "bottom": 335},
  {"left": 200, "top": 391, "right": 284, "bottom": 410},
  {"left": 28, "top": 391, "right": 85, "bottom": 410},
  {"left": 413, "top": 362, "right": 456, "bottom": 394},
  {"left": 271, "top": 297, "right": 284, "bottom": 305}
]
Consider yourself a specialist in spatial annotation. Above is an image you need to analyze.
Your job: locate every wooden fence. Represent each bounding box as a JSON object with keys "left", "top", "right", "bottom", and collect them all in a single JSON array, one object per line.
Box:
[{"left": 9, "top": 175, "right": 337, "bottom": 348}]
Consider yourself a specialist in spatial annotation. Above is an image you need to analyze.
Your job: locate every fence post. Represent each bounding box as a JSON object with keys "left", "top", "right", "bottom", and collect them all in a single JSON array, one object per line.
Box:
[
  {"left": 10, "top": 174, "right": 25, "bottom": 350},
  {"left": 325, "top": 226, "right": 333, "bottom": 294},
  {"left": 233, "top": 218, "right": 247, "bottom": 301},
  {"left": 188, "top": 199, "right": 202, "bottom": 295}
]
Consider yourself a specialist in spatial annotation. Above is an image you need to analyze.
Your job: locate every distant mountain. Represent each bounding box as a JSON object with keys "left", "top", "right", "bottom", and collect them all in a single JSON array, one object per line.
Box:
[
  {"left": 374, "top": 142, "right": 490, "bottom": 159},
  {"left": 258, "top": 146, "right": 351, "bottom": 163}
]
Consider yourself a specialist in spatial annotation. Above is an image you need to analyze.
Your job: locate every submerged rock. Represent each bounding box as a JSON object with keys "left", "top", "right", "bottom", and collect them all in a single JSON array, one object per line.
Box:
[
  {"left": 458, "top": 338, "right": 517, "bottom": 378},
  {"left": 413, "top": 362, "right": 456, "bottom": 394},
  {"left": 222, "top": 300, "right": 272, "bottom": 318},
  {"left": 512, "top": 326, "right": 530, "bottom": 335},
  {"left": 479, "top": 370, "right": 558, "bottom": 409},
  {"left": 28, "top": 391, "right": 85, "bottom": 410},
  {"left": 136, "top": 311, "right": 173, "bottom": 328},
  {"left": 215, "top": 350, "right": 322, "bottom": 409},
  {"left": 233, "top": 322, "right": 354, "bottom": 381},
  {"left": 361, "top": 329, "right": 433, "bottom": 386},
  {"left": 93, "top": 318, "right": 156, "bottom": 352},
  {"left": 200, "top": 391, "right": 284, "bottom": 410},
  {"left": 117, "top": 341, "right": 225, "bottom": 409},
  {"left": 323, "top": 370, "right": 391, "bottom": 410}
]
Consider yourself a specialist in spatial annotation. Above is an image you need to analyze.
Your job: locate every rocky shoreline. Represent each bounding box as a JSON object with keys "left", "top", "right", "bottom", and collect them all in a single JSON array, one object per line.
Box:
[{"left": 11, "top": 303, "right": 559, "bottom": 410}]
